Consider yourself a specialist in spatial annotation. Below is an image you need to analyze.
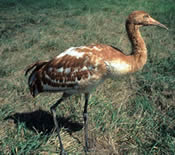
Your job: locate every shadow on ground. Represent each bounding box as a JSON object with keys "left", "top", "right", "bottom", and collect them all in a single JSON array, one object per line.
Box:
[{"left": 4, "top": 109, "right": 83, "bottom": 135}]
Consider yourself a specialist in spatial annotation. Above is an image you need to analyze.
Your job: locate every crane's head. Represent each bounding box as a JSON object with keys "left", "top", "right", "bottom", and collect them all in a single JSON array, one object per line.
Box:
[{"left": 127, "top": 11, "right": 168, "bottom": 30}]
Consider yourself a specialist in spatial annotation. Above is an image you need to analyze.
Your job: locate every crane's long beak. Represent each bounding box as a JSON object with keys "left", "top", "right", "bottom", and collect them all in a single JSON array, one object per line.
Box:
[{"left": 149, "top": 17, "right": 168, "bottom": 30}]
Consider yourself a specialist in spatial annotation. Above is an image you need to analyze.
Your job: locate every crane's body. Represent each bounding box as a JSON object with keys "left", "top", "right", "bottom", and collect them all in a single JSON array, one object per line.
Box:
[
  {"left": 26, "top": 44, "right": 145, "bottom": 97},
  {"left": 25, "top": 11, "right": 167, "bottom": 154}
]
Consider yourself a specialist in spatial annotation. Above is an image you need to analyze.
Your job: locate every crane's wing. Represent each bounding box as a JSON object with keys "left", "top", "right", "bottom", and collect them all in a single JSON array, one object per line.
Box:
[
  {"left": 26, "top": 46, "right": 107, "bottom": 95},
  {"left": 44, "top": 47, "right": 107, "bottom": 88}
]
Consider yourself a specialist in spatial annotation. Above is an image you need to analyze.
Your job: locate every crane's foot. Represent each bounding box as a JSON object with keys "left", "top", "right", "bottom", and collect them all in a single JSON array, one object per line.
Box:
[
  {"left": 60, "top": 149, "right": 67, "bottom": 155},
  {"left": 50, "top": 107, "right": 66, "bottom": 155},
  {"left": 84, "top": 146, "right": 95, "bottom": 154},
  {"left": 84, "top": 138, "right": 90, "bottom": 153},
  {"left": 84, "top": 146, "right": 89, "bottom": 154},
  {"left": 84, "top": 144, "right": 89, "bottom": 153},
  {"left": 84, "top": 137, "right": 95, "bottom": 154}
]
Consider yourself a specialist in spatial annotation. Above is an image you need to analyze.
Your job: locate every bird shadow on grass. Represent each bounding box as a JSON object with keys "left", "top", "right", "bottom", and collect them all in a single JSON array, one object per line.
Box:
[{"left": 4, "top": 109, "right": 83, "bottom": 135}]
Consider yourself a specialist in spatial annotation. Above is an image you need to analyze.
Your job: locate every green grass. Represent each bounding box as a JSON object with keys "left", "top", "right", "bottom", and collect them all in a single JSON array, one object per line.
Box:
[{"left": 0, "top": 0, "right": 175, "bottom": 154}]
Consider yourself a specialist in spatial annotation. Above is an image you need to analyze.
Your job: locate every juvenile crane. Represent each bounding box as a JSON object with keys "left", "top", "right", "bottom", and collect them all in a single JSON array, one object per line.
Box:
[{"left": 25, "top": 11, "right": 168, "bottom": 154}]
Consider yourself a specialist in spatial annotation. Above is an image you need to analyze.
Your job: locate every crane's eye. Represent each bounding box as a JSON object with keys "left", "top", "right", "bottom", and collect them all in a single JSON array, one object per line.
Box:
[{"left": 143, "top": 15, "right": 149, "bottom": 18}]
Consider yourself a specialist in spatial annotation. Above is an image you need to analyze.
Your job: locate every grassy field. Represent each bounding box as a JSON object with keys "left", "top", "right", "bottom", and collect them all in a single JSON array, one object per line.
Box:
[{"left": 0, "top": 0, "right": 175, "bottom": 154}]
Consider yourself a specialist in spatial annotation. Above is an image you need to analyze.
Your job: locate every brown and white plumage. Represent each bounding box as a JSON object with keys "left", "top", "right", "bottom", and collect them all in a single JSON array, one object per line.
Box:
[
  {"left": 25, "top": 11, "right": 167, "bottom": 154},
  {"left": 25, "top": 43, "right": 147, "bottom": 97},
  {"left": 26, "top": 44, "right": 135, "bottom": 96}
]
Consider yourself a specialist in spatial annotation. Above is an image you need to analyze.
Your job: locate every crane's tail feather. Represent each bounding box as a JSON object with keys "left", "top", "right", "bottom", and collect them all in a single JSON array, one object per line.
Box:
[
  {"left": 25, "top": 61, "right": 49, "bottom": 76},
  {"left": 25, "top": 60, "right": 48, "bottom": 97}
]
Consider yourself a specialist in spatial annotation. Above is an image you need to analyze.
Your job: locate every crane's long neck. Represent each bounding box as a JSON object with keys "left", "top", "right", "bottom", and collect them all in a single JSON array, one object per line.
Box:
[
  {"left": 104, "top": 21, "right": 148, "bottom": 78},
  {"left": 126, "top": 20, "right": 147, "bottom": 71}
]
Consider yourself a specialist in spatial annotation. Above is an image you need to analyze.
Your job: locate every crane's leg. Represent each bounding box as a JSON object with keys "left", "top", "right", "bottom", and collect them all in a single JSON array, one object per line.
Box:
[
  {"left": 83, "top": 93, "right": 90, "bottom": 153},
  {"left": 50, "top": 93, "right": 71, "bottom": 155}
]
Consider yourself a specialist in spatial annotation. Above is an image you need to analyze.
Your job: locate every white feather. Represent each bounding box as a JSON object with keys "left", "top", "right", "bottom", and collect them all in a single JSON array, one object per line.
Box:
[{"left": 56, "top": 47, "right": 85, "bottom": 59}]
